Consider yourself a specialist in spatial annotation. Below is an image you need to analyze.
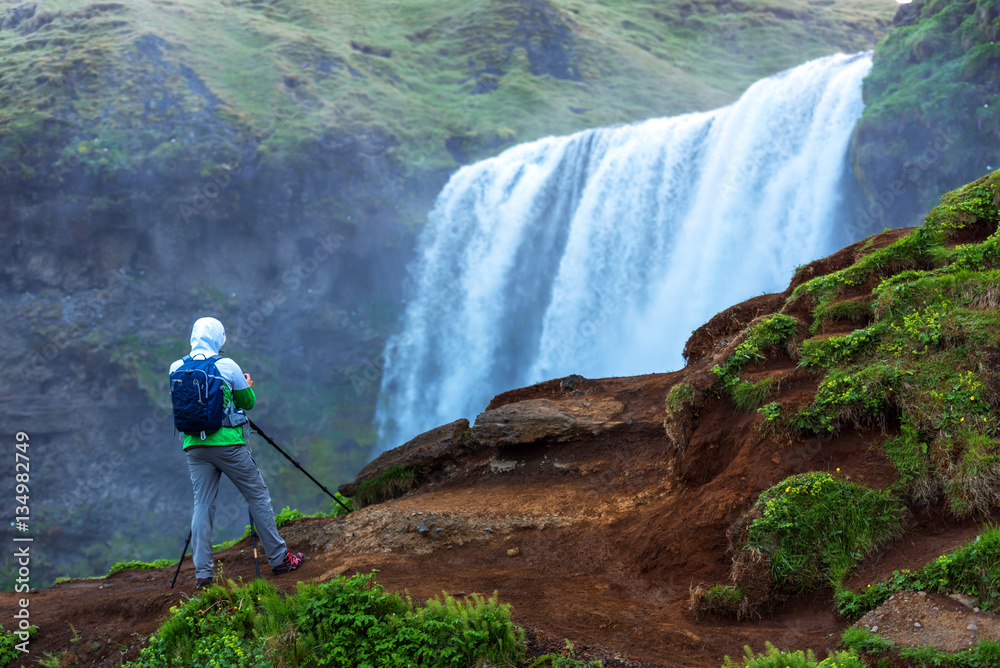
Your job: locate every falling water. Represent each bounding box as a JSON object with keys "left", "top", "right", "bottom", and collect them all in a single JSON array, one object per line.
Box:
[{"left": 375, "top": 52, "right": 873, "bottom": 452}]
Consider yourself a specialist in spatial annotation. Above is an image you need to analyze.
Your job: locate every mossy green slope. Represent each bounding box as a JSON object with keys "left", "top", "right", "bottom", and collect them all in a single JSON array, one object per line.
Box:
[
  {"left": 693, "top": 169, "right": 1000, "bottom": 622},
  {"left": 850, "top": 0, "right": 1000, "bottom": 229},
  {"left": 0, "top": 0, "right": 892, "bottom": 176}
]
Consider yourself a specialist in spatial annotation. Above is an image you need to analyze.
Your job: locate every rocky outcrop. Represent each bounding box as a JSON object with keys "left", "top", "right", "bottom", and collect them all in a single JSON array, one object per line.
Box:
[
  {"left": 338, "top": 419, "right": 472, "bottom": 496},
  {"left": 850, "top": 0, "right": 1000, "bottom": 233},
  {"left": 471, "top": 396, "right": 624, "bottom": 446}
]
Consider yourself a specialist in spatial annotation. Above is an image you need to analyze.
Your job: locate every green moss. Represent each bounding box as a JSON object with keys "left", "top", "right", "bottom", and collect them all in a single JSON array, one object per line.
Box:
[
  {"left": 810, "top": 297, "right": 874, "bottom": 335},
  {"left": 107, "top": 558, "right": 175, "bottom": 577},
  {"left": 798, "top": 326, "right": 883, "bottom": 369}
]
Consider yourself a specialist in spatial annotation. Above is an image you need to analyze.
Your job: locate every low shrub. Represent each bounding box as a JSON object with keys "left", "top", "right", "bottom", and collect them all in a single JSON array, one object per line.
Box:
[
  {"left": 740, "top": 472, "right": 905, "bottom": 591},
  {"left": 125, "top": 572, "right": 526, "bottom": 668},
  {"left": 722, "top": 641, "right": 865, "bottom": 668},
  {"left": 1, "top": 625, "right": 37, "bottom": 666},
  {"left": 694, "top": 473, "right": 904, "bottom": 621}
]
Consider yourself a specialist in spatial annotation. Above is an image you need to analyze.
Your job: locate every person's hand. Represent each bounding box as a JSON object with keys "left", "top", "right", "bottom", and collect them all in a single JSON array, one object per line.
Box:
[{"left": 244, "top": 373, "right": 254, "bottom": 388}]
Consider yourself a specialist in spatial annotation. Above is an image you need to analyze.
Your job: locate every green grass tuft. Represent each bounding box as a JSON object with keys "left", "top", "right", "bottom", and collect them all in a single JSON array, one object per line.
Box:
[
  {"left": 106, "top": 558, "right": 175, "bottom": 577},
  {"left": 731, "top": 378, "right": 774, "bottom": 412},
  {"left": 664, "top": 382, "right": 698, "bottom": 450},
  {"left": 353, "top": 465, "right": 418, "bottom": 509},
  {"left": 712, "top": 314, "right": 800, "bottom": 389},
  {"left": 688, "top": 584, "right": 745, "bottom": 620}
]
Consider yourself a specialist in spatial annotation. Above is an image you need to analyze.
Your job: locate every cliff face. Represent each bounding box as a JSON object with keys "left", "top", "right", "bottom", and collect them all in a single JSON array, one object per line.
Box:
[{"left": 849, "top": 0, "right": 1000, "bottom": 233}]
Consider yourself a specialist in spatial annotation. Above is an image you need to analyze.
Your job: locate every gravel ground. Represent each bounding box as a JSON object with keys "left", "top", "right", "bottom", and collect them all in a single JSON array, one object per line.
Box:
[{"left": 855, "top": 590, "right": 1000, "bottom": 653}]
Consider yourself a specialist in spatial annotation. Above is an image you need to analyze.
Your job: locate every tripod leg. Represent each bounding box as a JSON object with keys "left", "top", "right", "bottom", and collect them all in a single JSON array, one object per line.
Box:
[
  {"left": 249, "top": 510, "right": 261, "bottom": 579},
  {"left": 170, "top": 530, "right": 192, "bottom": 589}
]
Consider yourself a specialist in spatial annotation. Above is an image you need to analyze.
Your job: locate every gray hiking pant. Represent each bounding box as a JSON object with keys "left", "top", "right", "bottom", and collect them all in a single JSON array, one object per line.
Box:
[{"left": 185, "top": 445, "right": 288, "bottom": 578}]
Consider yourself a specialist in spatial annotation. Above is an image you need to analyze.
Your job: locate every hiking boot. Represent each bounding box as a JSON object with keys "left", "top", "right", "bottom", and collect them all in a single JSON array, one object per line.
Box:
[
  {"left": 272, "top": 550, "right": 304, "bottom": 575},
  {"left": 195, "top": 576, "right": 212, "bottom": 590}
]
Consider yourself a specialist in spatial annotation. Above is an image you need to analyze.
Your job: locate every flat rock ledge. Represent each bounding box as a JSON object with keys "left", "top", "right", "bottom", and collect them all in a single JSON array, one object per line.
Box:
[
  {"left": 339, "top": 419, "right": 470, "bottom": 497},
  {"left": 472, "top": 396, "right": 624, "bottom": 447}
]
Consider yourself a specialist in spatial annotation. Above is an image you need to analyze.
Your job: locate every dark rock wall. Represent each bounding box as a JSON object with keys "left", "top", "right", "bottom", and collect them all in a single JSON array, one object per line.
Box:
[{"left": 849, "top": 0, "right": 1000, "bottom": 233}]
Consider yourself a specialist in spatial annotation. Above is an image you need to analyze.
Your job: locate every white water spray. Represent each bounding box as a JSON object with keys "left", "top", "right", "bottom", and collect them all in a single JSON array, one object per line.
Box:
[{"left": 375, "top": 52, "right": 872, "bottom": 452}]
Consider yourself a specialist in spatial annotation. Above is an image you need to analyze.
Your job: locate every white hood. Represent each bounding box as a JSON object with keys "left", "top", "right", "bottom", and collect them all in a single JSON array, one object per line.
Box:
[{"left": 189, "top": 317, "right": 226, "bottom": 358}]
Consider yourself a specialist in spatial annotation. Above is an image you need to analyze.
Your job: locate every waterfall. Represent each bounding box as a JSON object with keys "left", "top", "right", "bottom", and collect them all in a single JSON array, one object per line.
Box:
[{"left": 375, "top": 52, "right": 873, "bottom": 453}]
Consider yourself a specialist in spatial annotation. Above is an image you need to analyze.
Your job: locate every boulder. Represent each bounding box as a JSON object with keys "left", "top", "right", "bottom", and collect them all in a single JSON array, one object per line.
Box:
[
  {"left": 472, "top": 397, "right": 624, "bottom": 447},
  {"left": 893, "top": 0, "right": 923, "bottom": 27},
  {"left": 338, "top": 418, "right": 470, "bottom": 497}
]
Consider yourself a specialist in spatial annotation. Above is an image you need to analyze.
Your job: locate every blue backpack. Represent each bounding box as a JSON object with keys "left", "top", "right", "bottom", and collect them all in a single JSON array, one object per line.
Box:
[{"left": 170, "top": 355, "right": 227, "bottom": 439}]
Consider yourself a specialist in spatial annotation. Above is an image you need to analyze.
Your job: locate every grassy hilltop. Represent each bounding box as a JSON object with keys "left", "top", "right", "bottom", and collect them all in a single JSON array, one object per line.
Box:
[{"left": 0, "top": 0, "right": 892, "bottom": 176}]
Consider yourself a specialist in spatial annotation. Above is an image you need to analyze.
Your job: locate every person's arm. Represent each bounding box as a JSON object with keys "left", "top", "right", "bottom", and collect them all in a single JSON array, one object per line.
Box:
[
  {"left": 223, "top": 359, "right": 256, "bottom": 410},
  {"left": 233, "top": 386, "right": 255, "bottom": 410}
]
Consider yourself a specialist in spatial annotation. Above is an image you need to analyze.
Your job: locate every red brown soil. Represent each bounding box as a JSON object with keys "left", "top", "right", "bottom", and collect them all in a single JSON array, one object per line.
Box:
[{"left": 3, "top": 225, "right": 995, "bottom": 668}]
